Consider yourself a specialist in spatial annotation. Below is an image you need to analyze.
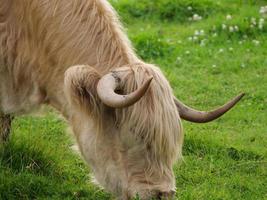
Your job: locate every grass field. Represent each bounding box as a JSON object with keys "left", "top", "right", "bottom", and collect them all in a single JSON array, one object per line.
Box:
[{"left": 1, "top": 0, "right": 267, "bottom": 199}]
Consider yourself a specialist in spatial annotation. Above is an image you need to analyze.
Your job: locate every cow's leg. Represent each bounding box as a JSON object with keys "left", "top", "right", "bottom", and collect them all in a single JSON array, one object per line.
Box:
[{"left": 0, "top": 114, "right": 13, "bottom": 142}]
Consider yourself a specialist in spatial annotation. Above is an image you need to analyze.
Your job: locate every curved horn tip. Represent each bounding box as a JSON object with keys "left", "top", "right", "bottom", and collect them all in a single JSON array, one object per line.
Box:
[
  {"left": 146, "top": 76, "right": 154, "bottom": 85},
  {"left": 236, "top": 92, "right": 246, "bottom": 101},
  {"left": 141, "top": 76, "right": 153, "bottom": 93},
  {"left": 240, "top": 92, "right": 245, "bottom": 98},
  {"left": 133, "top": 75, "right": 153, "bottom": 98}
]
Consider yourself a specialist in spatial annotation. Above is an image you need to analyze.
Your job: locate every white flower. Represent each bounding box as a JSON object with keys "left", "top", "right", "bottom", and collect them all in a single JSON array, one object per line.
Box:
[
  {"left": 259, "top": 7, "right": 264, "bottom": 14},
  {"left": 260, "top": 6, "right": 267, "bottom": 15},
  {"left": 239, "top": 41, "right": 243, "bottom": 45},
  {"left": 193, "top": 36, "right": 198, "bottom": 41},
  {"left": 229, "top": 26, "right": 234, "bottom": 32},
  {"left": 192, "top": 14, "right": 202, "bottom": 21},
  {"left": 212, "top": 64, "right": 217, "bottom": 68},
  {"left": 200, "top": 39, "right": 207, "bottom": 46},
  {"left": 219, "top": 48, "right": 224, "bottom": 53},
  {"left": 176, "top": 57, "right": 182, "bottom": 62},
  {"left": 185, "top": 50, "right": 190, "bottom": 55},
  {"left": 229, "top": 47, "right": 233, "bottom": 51},
  {"left": 187, "top": 6, "right": 192, "bottom": 11},
  {"left": 200, "top": 40, "right": 205, "bottom": 47},
  {"left": 259, "top": 18, "right": 264, "bottom": 29},
  {"left": 241, "top": 63, "right": 246, "bottom": 68},
  {"left": 251, "top": 17, "right": 257, "bottom": 25},
  {"left": 212, "top": 33, "right": 218, "bottom": 37},
  {"left": 192, "top": 14, "right": 198, "bottom": 20},
  {"left": 234, "top": 25, "right": 239, "bottom": 31},
  {"left": 252, "top": 40, "right": 260, "bottom": 46},
  {"left": 188, "top": 36, "right": 193, "bottom": 41},
  {"left": 226, "top": 14, "right": 232, "bottom": 20},
  {"left": 194, "top": 30, "right": 204, "bottom": 36},
  {"left": 177, "top": 40, "right": 182, "bottom": 44},
  {"left": 222, "top": 24, "right": 227, "bottom": 30}
]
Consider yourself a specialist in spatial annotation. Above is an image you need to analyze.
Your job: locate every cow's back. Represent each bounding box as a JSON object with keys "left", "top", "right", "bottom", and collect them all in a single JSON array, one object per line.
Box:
[{"left": 0, "top": 0, "right": 138, "bottom": 115}]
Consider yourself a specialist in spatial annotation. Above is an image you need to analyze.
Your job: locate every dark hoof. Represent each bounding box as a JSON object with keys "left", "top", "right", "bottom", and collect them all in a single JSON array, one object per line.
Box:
[{"left": 0, "top": 115, "right": 13, "bottom": 142}]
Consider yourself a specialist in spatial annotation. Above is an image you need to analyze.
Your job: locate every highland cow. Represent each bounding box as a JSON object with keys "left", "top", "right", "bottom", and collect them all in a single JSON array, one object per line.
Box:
[{"left": 0, "top": 0, "right": 244, "bottom": 199}]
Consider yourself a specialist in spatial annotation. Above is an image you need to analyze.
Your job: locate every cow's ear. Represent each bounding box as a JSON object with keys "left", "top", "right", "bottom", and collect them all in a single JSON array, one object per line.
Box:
[{"left": 64, "top": 65, "right": 102, "bottom": 115}]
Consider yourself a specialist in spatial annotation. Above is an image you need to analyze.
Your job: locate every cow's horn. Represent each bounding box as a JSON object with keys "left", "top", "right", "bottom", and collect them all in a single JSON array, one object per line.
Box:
[
  {"left": 97, "top": 72, "right": 153, "bottom": 108},
  {"left": 174, "top": 93, "right": 245, "bottom": 123}
]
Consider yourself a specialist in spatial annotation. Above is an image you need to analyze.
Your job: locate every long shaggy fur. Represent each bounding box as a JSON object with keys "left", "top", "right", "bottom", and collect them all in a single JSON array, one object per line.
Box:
[{"left": 0, "top": 0, "right": 183, "bottom": 199}]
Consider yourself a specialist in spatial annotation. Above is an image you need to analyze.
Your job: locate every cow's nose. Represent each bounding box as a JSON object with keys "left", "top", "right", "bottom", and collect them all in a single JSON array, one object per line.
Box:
[{"left": 157, "top": 190, "right": 175, "bottom": 199}]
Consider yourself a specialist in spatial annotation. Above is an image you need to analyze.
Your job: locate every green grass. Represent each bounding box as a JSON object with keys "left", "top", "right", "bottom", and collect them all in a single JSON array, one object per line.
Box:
[{"left": 1, "top": 0, "right": 267, "bottom": 199}]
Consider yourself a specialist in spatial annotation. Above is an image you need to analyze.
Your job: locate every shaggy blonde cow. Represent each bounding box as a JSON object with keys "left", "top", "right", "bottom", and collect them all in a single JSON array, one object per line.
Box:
[{"left": 0, "top": 0, "right": 244, "bottom": 199}]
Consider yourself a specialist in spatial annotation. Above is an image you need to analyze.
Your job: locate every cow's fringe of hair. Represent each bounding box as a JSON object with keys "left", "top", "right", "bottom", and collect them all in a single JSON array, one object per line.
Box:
[{"left": 115, "top": 64, "right": 183, "bottom": 173}]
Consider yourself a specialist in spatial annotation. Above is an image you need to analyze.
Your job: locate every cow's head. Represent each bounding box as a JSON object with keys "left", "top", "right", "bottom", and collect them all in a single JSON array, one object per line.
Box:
[{"left": 64, "top": 63, "right": 244, "bottom": 199}]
